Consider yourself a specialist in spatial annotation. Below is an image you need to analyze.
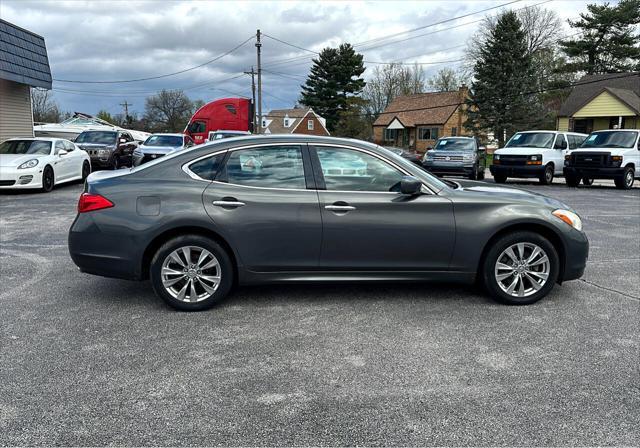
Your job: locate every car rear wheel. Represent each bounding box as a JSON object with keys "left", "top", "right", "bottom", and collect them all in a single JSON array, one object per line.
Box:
[
  {"left": 482, "top": 231, "right": 559, "bottom": 305},
  {"left": 41, "top": 166, "right": 54, "bottom": 192},
  {"left": 493, "top": 174, "right": 507, "bottom": 184},
  {"left": 150, "top": 235, "right": 233, "bottom": 311},
  {"left": 539, "top": 164, "right": 554, "bottom": 185},
  {"left": 614, "top": 166, "right": 634, "bottom": 190}
]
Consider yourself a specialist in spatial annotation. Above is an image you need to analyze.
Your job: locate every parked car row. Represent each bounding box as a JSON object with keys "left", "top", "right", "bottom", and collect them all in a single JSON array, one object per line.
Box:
[{"left": 415, "top": 129, "right": 639, "bottom": 190}]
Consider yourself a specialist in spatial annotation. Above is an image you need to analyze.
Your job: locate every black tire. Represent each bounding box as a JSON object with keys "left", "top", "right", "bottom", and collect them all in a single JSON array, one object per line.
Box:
[
  {"left": 539, "top": 164, "right": 554, "bottom": 185},
  {"left": 112, "top": 155, "right": 120, "bottom": 170},
  {"left": 468, "top": 164, "right": 479, "bottom": 180},
  {"left": 481, "top": 231, "right": 559, "bottom": 305},
  {"left": 41, "top": 165, "right": 54, "bottom": 192},
  {"left": 614, "top": 166, "right": 635, "bottom": 190},
  {"left": 494, "top": 174, "right": 507, "bottom": 184},
  {"left": 150, "top": 234, "right": 233, "bottom": 311},
  {"left": 478, "top": 167, "right": 486, "bottom": 180},
  {"left": 81, "top": 160, "right": 91, "bottom": 181},
  {"left": 581, "top": 177, "right": 593, "bottom": 186},
  {"left": 565, "top": 173, "right": 580, "bottom": 187}
]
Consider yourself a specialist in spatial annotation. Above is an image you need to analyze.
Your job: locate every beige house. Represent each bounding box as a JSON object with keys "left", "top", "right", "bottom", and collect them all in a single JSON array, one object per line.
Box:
[
  {"left": 557, "top": 72, "right": 639, "bottom": 134},
  {"left": 0, "top": 19, "right": 52, "bottom": 142},
  {"left": 373, "top": 86, "right": 471, "bottom": 153}
]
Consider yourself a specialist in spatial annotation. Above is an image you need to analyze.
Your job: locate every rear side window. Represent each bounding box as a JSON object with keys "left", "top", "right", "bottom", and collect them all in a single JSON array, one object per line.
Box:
[
  {"left": 222, "top": 146, "right": 306, "bottom": 189},
  {"left": 189, "top": 153, "right": 225, "bottom": 181}
]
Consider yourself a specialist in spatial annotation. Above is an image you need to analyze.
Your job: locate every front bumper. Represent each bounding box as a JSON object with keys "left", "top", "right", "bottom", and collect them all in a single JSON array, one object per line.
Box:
[
  {"left": 563, "top": 166, "right": 626, "bottom": 179},
  {"left": 0, "top": 166, "right": 43, "bottom": 189},
  {"left": 561, "top": 228, "right": 589, "bottom": 282},
  {"left": 423, "top": 162, "right": 475, "bottom": 176},
  {"left": 490, "top": 164, "right": 545, "bottom": 178}
]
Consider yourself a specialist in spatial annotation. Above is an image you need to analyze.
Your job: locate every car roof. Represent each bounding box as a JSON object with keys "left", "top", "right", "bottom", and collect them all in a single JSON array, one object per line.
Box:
[
  {"left": 148, "top": 133, "right": 185, "bottom": 137},
  {"left": 4, "top": 136, "right": 69, "bottom": 142},
  {"left": 516, "top": 130, "right": 588, "bottom": 135},
  {"left": 590, "top": 129, "right": 640, "bottom": 132}
]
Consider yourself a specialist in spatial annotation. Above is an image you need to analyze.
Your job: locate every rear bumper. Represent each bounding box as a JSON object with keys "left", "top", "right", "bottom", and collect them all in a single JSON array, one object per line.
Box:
[
  {"left": 563, "top": 166, "right": 626, "bottom": 179},
  {"left": 490, "top": 164, "right": 545, "bottom": 178}
]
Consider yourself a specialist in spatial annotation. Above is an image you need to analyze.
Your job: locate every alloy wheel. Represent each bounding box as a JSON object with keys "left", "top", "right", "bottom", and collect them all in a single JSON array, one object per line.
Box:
[
  {"left": 43, "top": 168, "right": 54, "bottom": 191},
  {"left": 161, "top": 245, "right": 221, "bottom": 303},
  {"left": 626, "top": 170, "right": 634, "bottom": 188},
  {"left": 494, "top": 242, "right": 550, "bottom": 298}
]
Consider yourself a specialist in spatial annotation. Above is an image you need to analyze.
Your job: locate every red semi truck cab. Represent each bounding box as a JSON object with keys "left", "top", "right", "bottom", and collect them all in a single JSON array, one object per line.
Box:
[{"left": 184, "top": 98, "right": 253, "bottom": 144}]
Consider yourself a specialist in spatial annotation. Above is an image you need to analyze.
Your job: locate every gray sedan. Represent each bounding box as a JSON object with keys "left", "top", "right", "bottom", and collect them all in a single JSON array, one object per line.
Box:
[
  {"left": 68, "top": 135, "right": 588, "bottom": 311},
  {"left": 132, "top": 133, "right": 195, "bottom": 166}
]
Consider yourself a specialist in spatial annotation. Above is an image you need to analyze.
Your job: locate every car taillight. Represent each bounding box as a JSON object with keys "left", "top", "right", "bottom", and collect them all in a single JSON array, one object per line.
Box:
[{"left": 78, "top": 193, "right": 114, "bottom": 213}]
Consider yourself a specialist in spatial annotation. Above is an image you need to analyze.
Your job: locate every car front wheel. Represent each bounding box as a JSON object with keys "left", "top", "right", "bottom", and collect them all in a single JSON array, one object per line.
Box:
[
  {"left": 539, "top": 164, "right": 554, "bottom": 185},
  {"left": 150, "top": 235, "right": 234, "bottom": 311},
  {"left": 614, "top": 166, "right": 635, "bottom": 190},
  {"left": 41, "top": 165, "right": 54, "bottom": 192},
  {"left": 482, "top": 231, "right": 559, "bottom": 305}
]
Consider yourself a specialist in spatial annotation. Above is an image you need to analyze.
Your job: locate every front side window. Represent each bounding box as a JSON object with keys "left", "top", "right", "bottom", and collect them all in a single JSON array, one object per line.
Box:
[
  {"left": 506, "top": 132, "right": 554, "bottom": 148},
  {"left": 223, "top": 146, "right": 306, "bottom": 189},
  {"left": 580, "top": 131, "right": 638, "bottom": 149},
  {"left": 417, "top": 127, "right": 439, "bottom": 141},
  {"left": 75, "top": 131, "right": 118, "bottom": 144},
  {"left": 54, "top": 141, "right": 65, "bottom": 154},
  {"left": 317, "top": 147, "right": 404, "bottom": 192},
  {"left": 554, "top": 134, "right": 567, "bottom": 150},
  {"left": 187, "top": 121, "right": 206, "bottom": 134},
  {"left": 0, "top": 140, "right": 52, "bottom": 155}
]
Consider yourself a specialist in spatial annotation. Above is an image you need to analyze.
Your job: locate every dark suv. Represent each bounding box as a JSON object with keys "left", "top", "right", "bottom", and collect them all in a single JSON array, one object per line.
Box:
[
  {"left": 422, "top": 137, "right": 487, "bottom": 180},
  {"left": 75, "top": 130, "right": 138, "bottom": 169}
]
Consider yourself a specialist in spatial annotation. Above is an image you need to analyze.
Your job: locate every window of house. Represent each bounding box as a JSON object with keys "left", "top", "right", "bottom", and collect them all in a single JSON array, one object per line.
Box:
[
  {"left": 383, "top": 128, "right": 397, "bottom": 141},
  {"left": 451, "top": 127, "right": 457, "bottom": 136},
  {"left": 222, "top": 146, "right": 306, "bottom": 189},
  {"left": 308, "top": 119, "right": 314, "bottom": 131},
  {"left": 284, "top": 118, "right": 290, "bottom": 127},
  {"left": 417, "top": 127, "right": 439, "bottom": 140},
  {"left": 316, "top": 147, "right": 404, "bottom": 192}
]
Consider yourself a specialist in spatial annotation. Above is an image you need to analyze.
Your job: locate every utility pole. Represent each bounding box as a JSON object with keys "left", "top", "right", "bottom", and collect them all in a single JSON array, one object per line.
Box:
[
  {"left": 255, "top": 29, "right": 262, "bottom": 134},
  {"left": 119, "top": 100, "right": 132, "bottom": 123},
  {"left": 244, "top": 66, "right": 257, "bottom": 132}
]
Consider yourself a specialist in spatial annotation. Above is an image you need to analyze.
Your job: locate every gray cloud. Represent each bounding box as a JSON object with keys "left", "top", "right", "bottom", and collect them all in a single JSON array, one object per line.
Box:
[{"left": 3, "top": 0, "right": 586, "bottom": 116}]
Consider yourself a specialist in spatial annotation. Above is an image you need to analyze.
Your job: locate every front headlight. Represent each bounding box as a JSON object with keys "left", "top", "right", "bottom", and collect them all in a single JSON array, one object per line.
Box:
[
  {"left": 463, "top": 154, "right": 475, "bottom": 161},
  {"left": 494, "top": 154, "right": 500, "bottom": 160},
  {"left": 423, "top": 152, "right": 433, "bottom": 162},
  {"left": 530, "top": 155, "right": 541, "bottom": 161},
  {"left": 18, "top": 159, "right": 39, "bottom": 169},
  {"left": 552, "top": 209, "right": 583, "bottom": 232}
]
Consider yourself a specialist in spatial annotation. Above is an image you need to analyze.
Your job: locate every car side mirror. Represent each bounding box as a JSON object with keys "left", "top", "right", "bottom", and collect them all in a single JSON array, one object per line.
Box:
[
  {"left": 400, "top": 176, "right": 422, "bottom": 195},
  {"left": 427, "top": 146, "right": 433, "bottom": 151},
  {"left": 58, "top": 149, "right": 68, "bottom": 157},
  {"left": 119, "top": 138, "right": 127, "bottom": 144},
  {"left": 479, "top": 146, "right": 486, "bottom": 152}
]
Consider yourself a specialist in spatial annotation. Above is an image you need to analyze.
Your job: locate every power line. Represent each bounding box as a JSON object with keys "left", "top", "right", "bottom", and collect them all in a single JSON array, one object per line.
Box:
[{"left": 53, "top": 35, "right": 255, "bottom": 84}]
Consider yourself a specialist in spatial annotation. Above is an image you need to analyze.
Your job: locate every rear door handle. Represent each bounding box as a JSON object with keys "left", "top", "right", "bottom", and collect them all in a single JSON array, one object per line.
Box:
[
  {"left": 213, "top": 200, "right": 245, "bottom": 208},
  {"left": 325, "top": 205, "right": 356, "bottom": 212}
]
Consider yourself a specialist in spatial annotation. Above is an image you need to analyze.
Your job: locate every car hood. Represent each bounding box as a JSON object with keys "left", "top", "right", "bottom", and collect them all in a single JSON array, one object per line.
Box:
[
  {"left": 494, "top": 147, "right": 548, "bottom": 155},
  {"left": 138, "top": 145, "right": 182, "bottom": 155},
  {"left": 0, "top": 153, "right": 49, "bottom": 167},
  {"left": 457, "top": 184, "right": 570, "bottom": 210},
  {"left": 430, "top": 151, "right": 474, "bottom": 157}
]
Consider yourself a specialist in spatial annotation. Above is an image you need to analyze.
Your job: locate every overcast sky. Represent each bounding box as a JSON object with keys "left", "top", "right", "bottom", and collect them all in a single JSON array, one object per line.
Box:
[{"left": 3, "top": 0, "right": 600, "bottom": 118}]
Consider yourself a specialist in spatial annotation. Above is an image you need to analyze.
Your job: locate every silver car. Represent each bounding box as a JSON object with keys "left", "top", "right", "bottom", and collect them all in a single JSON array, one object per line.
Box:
[{"left": 132, "top": 133, "right": 195, "bottom": 166}]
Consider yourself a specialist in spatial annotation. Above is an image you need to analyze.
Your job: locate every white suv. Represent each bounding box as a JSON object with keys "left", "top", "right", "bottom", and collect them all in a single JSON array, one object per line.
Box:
[
  {"left": 564, "top": 129, "right": 640, "bottom": 190},
  {"left": 490, "top": 131, "right": 588, "bottom": 185}
]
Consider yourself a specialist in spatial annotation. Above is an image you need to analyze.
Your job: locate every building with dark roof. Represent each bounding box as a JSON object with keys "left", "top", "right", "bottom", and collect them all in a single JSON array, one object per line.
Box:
[
  {"left": 261, "top": 107, "right": 330, "bottom": 136},
  {"left": 557, "top": 72, "right": 639, "bottom": 134},
  {"left": 0, "top": 19, "right": 52, "bottom": 141},
  {"left": 372, "top": 86, "right": 470, "bottom": 152}
]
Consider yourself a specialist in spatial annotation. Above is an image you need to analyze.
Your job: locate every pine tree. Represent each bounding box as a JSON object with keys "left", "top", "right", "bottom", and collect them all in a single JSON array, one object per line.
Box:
[
  {"left": 465, "top": 11, "right": 541, "bottom": 147},
  {"left": 560, "top": 0, "right": 640, "bottom": 74},
  {"left": 300, "top": 44, "right": 365, "bottom": 131}
]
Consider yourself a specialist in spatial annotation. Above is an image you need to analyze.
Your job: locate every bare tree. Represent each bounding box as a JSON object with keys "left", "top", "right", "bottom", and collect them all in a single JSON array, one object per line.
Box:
[
  {"left": 362, "top": 63, "right": 426, "bottom": 117},
  {"left": 427, "top": 67, "right": 468, "bottom": 92},
  {"left": 143, "top": 90, "right": 194, "bottom": 132},
  {"left": 31, "top": 88, "right": 61, "bottom": 123}
]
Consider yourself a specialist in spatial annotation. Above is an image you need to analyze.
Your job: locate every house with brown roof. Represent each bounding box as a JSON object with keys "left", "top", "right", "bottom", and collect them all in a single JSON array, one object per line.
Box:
[
  {"left": 262, "top": 107, "right": 330, "bottom": 136},
  {"left": 373, "top": 86, "right": 470, "bottom": 152},
  {"left": 557, "top": 72, "right": 639, "bottom": 134}
]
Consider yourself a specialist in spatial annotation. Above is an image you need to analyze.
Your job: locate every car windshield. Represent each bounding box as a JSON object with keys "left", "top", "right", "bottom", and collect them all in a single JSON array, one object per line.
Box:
[
  {"left": 0, "top": 140, "right": 51, "bottom": 155},
  {"left": 434, "top": 139, "right": 475, "bottom": 151},
  {"left": 505, "top": 132, "right": 554, "bottom": 148},
  {"left": 144, "top": 135, "right": 183, "bottom": 147},
  {"left": 580, "top": 131, "right": 638, "bottom": 149},
  {"left": 75, "top": 131, "right": 118, "bottom": 144}
]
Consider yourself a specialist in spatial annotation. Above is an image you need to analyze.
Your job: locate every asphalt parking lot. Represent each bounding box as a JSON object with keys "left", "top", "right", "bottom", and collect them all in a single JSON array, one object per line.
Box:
[{"left": 1, "top": 176, "right": 638, "bottom": 446}]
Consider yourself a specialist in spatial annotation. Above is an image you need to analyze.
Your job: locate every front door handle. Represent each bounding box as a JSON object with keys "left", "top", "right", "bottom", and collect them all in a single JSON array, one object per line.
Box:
[
  {"left": 325, "top": 203, "right": 356, "bottom": 212},
  {"left": 213, "top": 200, "right": 245, "bottom": 208}
]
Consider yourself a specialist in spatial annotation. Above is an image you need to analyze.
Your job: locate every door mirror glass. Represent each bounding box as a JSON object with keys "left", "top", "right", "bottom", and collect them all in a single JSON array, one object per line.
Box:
[{"left": 400, "top": 176, "right": 422, "bottom": 195}]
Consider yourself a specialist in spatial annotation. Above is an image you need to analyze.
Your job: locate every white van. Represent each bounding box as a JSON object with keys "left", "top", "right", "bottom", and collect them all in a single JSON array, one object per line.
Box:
[
  {"left": 564, "top": 129, "right": 640, "bottom": 190},
  {"left": 490, "top": 131, "right": 588, "bottom": 185}
]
